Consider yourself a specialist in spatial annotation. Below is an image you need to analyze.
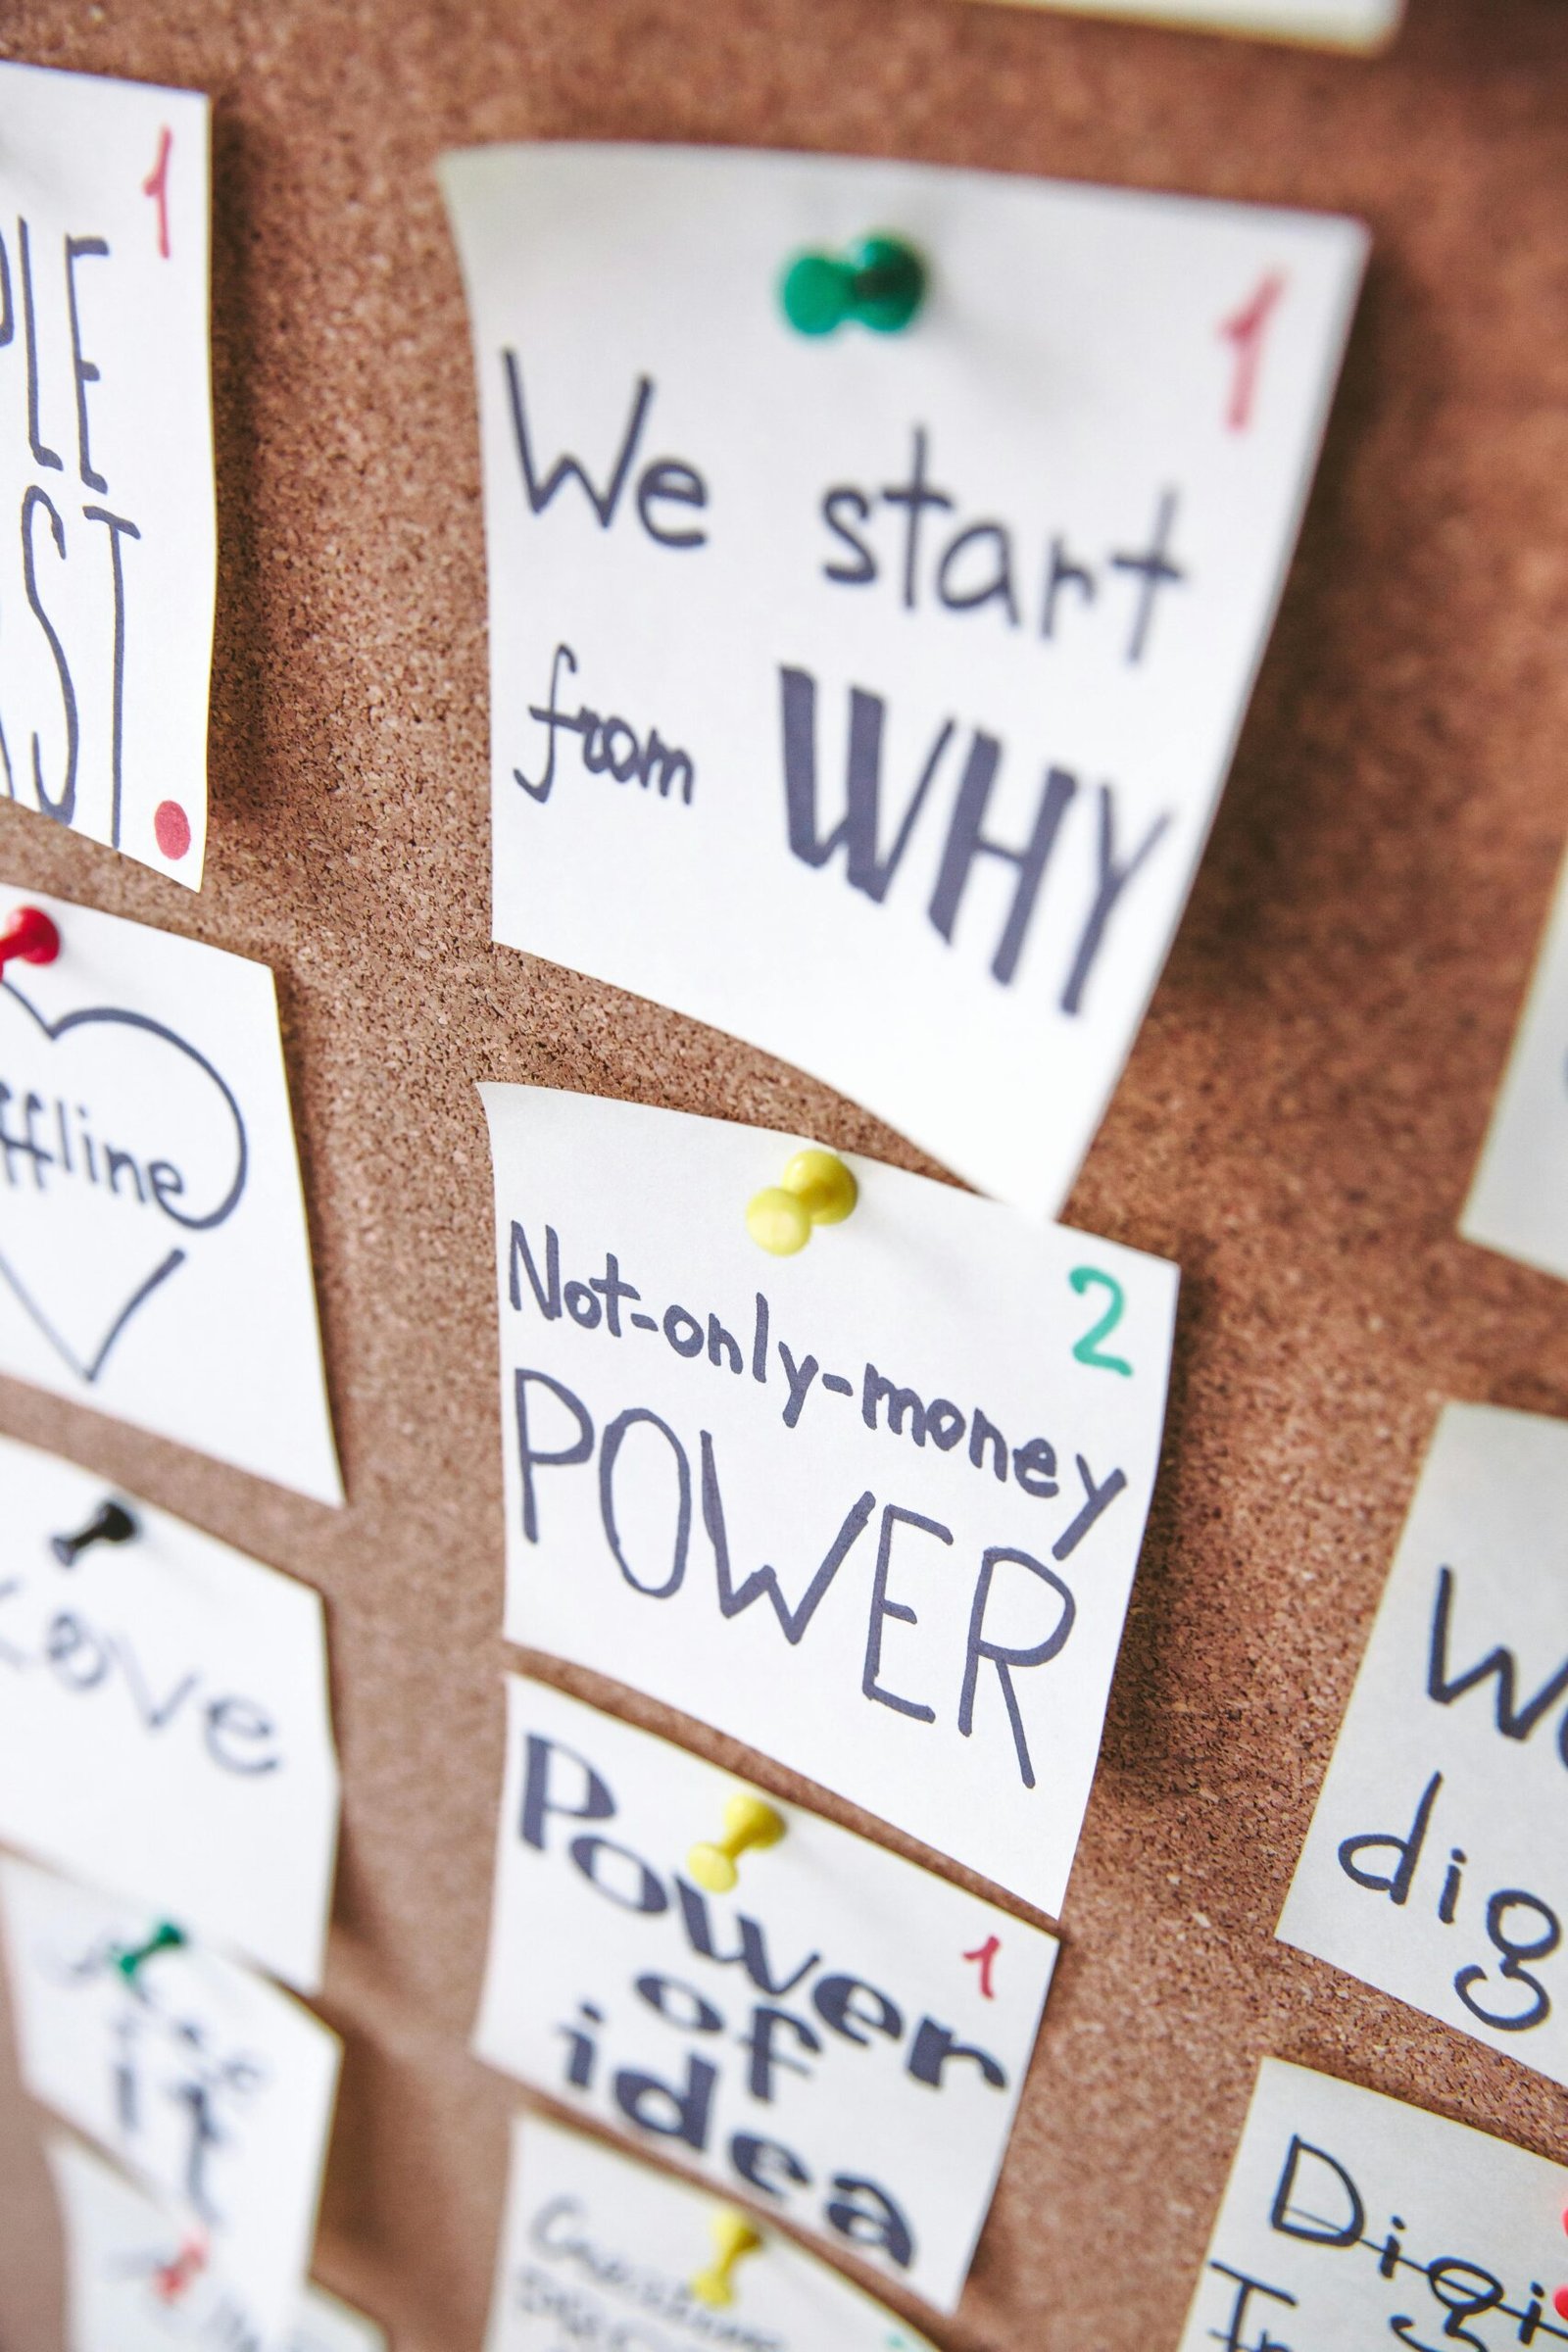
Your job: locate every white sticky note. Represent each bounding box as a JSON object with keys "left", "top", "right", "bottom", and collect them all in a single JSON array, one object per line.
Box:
[
  {"left": 1280, "top": 1402, "right": 1568, "bottom": 2086},
  {"left": 291, "top": 2284, "right": 386, "bottom": 2352},
  {"left": 47, "top": 2132, "right": 384, "bottom": 2352},
  {"left": 475, "top": 1680, "right": 1056, "bottom": 2312},
  {"left": 1462, "top": 851, "right": 1568, "bottom": 1286},
  {"left": 1, "top": 1859, "right": 341, "bottom": 2348},
  {"left": 966, "top": 0, "right": 1401, "bottom": 50},
  {"left": 487, "top": 2111, "right": 940, "bottom": 2352},
  {"left": 0, "top": 62, "right": 214, "bottom": 885},
  {"left": 443, "top": 142, "right": 1366, "bottom": 1215},
  {"left": 0, "top": 884, "right": 341, "bottom": 1502},
  {"left": 1177, "top": 2059, "right": 1568, "bottom": 2352},
  {"left": 0, "top": 1431, "right": 339, "bottom": 1992},
  {"left": 484, "top": 1086, "right": 1177, "bottom": 1915}
]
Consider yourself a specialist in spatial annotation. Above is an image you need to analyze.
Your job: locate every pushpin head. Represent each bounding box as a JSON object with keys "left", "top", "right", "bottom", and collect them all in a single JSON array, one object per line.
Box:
[
  {"left": 781, "top": 235, "right": 926, "bottom": 337},
  {"left": 781, "top": 1148, "right": 858, "bottom": 1227},
  {"left": 114, "top": 1920, "right": 186, "bottom": 1982},
  {"left": 51, "top": 1499, "right": 139, "bottom": 1567},
  {"left": 687, "top": 1791, "right": 786, "bottom": 1894},
  {"left": 746, "top": 1148, "right": 858, "bottom": 1255},
  {"left": 1556, "top": 2289, "right": 1568, "bottom": 2322},
  {"left": 745, "top": 1185, "right": 812, "bottom": 1257},
  {"left": 152, "top": 2238, "right": 208, "bottom": 2305},
  {"left": 691, "top": 2207, "right": 763, "bottom": 2309},
  {"left": 0, "top": 905, "right": 60, "bottom": 972}
]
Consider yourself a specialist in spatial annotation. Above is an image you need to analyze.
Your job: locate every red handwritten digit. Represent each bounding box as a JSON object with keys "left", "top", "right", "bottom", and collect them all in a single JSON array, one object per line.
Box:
[
  {"left": 1219, "top": 270, "right": 1286, "bottom": 433},
  {"left": 142, "top": 126, "right": 172, "bottom": 260},
  {"left": 962, "top": 1935, "right": 1001, "bottom": 2000}
]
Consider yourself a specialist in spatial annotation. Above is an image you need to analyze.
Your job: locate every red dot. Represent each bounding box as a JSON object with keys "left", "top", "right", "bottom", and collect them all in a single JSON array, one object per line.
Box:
[
  {"left": 1555, "top": 2287, "right": 1568, "bottom": 2323},
  {"left": 154, "top": 800, "right": 191, "bottom": 860}
]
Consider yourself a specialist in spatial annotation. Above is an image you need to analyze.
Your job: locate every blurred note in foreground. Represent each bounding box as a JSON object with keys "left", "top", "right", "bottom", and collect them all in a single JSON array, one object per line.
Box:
[
  {"left": 0, "top": 1432, "right": 339, "bottom": 1993},
  {"left": 48, "top": 2132, "right": 385, "bottom": 2352},
  {"left": 2, "top": 1859, "right": 340, "bottom": 2348},
  {"left": 0, "top": 60, "right": 215, "bottom": 882},
  {"left": 960, "top": 0, "right": 1401, "bottom": 50},
  {"left": 1462, "top": 849, "right": 1568, "bottom": 1285},
  {"left": 0, "top": 885, "right": 342, "bottom": 1502}
]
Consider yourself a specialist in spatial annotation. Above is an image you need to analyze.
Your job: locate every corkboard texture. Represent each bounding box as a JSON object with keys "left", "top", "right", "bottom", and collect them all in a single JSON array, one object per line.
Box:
[{"left": 0, "top": 1, "right": 1566, "bottom": 2345}]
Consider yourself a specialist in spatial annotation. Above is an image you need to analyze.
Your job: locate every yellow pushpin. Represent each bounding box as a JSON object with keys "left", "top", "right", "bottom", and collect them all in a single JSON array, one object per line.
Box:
[
  {"left": 745, "top": 1148, "right": 858, "bottom": 1257},
  {"left": 691, "top": 2206, "right": 763, "bottom": 2309},
  {"left": 687, "top": 1791, "right": 786, "bottom": 1893}
]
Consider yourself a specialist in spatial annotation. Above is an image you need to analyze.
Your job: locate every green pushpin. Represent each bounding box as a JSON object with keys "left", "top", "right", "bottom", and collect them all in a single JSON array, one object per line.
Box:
[
  {"left": 113, "top": 1921, "right": 186, "bottom": 1982},
  {"left": 780, "top": 234, "right": 927, "bottom": 337}
]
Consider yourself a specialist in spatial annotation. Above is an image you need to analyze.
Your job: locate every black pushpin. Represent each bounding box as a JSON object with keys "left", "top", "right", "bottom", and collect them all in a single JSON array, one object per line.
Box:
[{"left": 51, "top": 1499, "right": 139, "bottom": 1566}]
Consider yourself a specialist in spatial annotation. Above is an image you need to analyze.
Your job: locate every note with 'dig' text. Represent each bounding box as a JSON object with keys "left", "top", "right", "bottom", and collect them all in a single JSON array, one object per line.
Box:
[
  {"left": 1280, "top": 1402, "right": 1568, "bottom": 2088},
  {"left": 483, "top": 1085, "right": 1178, "bottom": 1917},
  {"left": 1178, "top": 2060, "right": 1568, "bottom": 2352},
  {"left": 0, "top": 60, "right": 215, "bottom": 883}
]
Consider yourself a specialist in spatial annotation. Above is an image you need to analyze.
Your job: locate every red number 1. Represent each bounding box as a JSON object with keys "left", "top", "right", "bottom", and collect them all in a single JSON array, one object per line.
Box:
[
  {"left": 142, "top": 127, "right": 172, "bottom": 260},
  {"left": 962, "top": 1935, "right": 1001, "bottom": 1999},
  {"left": 1219, "top": 270, "right": 1286, "bottom": 433}
]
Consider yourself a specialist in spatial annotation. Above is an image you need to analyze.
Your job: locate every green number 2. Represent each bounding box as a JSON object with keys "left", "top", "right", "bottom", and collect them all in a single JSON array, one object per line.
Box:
[{"left": 1069, "top": 1267, "right": 1133, "bottom": 1377}]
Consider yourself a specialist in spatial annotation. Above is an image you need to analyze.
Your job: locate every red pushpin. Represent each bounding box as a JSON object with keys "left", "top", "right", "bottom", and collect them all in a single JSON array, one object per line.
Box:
[
  {"left": 0, "top": 906, "right": 59, "bottom": 972},
  {"left": 152, "top": 2236, "right": 207, "bottom": 2304},
  {"left": 1553, "top": 2196, "right": 1568, "bottom": 2321}
]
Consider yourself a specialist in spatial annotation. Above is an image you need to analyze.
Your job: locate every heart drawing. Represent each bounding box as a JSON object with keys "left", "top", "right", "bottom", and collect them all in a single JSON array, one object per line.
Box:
[{"left": 0, "top": 982, "right": 249, "bottom": 1385}]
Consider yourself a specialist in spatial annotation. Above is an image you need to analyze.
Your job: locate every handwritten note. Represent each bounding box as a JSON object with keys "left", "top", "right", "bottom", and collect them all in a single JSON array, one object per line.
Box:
[
  {"left": 291, "top": 2285, "right": 386, "bottom": 2352},
  {"left": 488, "top": 2110, "right": 940, "bottom": 2352},
  {"left": 0, "top": 885, "right": 341, "bottom": 1501},
  {"left": 443, "top": 143, "right": 1366, "bottom": 1214},
  {"left": 1, "top": 1859, "right": 341, "bottom": 2347},
  {"left": 484, "top": 1085, "right": 1177, "bottom": 1915},
  {"left": 965, "top": 0, "right": 1401, "bottom": 49},
  {"left": 0, "top": 1431, "right": 338, "bottom": 1992},
  {"left": 48, "top": 2132, "right": 385, "bottom": 2352},
  {"left": 1177, "top": 2058, "right": 1568, "bottom": 2352},
  {"left": 1461, "top": 850, "right": 1568, "bottom": 1286},
  {"left": 474, "top": 1680, "right": 1056, "bottom": 2312},
  {"left": 0, "top": 61, "right": 214, "bottom": 884},
  {"left": 1280, "top": 1403, "right": 1568, "bottom": 2087}
]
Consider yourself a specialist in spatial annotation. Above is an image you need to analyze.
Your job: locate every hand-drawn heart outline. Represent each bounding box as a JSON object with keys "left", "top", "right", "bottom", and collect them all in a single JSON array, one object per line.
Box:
[{"left": 0, "top": 980, "right": 248, "bottom": 1385}]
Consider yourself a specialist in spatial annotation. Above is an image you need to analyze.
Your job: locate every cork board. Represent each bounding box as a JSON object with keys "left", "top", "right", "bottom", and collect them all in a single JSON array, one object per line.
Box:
[{"left": 0, "top": 1, "right": 1566, "bottom": 2346}]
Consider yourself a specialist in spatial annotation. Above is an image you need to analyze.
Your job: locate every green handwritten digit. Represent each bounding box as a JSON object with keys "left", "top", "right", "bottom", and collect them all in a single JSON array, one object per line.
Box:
[{"left": 1069, "top": 1267, "right": 1133, "bottom": 1376}]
